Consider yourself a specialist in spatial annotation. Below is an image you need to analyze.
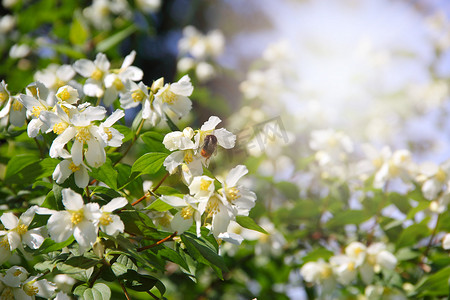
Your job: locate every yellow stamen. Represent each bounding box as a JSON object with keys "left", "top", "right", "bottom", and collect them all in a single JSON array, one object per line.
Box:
[
  {"left": 69, "top": 162, "right": 81, "bottom": 172},
  {"left": 158, "top": 213, "right": 171, "bottom": 227},
  {"left": 436, "top": 168, "right": 447, "bottom": 182},
  {"left": 53, "top": 122, "right": 68, "bottom": 135},
  {"left": 113, "top": 78, "right": 124, "bottom": 90},
  {"left": 71, "top": 211, "right": 84, "bottom": 225},
  {"left": 23, "top": 281, "right": 39, "bottom": 296},
  {"left": 91, "top": 68, "right": 103, "bottom": 81},
  {"left": 372, "top": 157, "right": 383, "bottom": 169},
  {"left": 181, "top": 206, "right": 194, "bottom": 220},
  {"left": 388, "top": 162, "right": 399, "bottom": 176},
  {"left": 162, "top": 89, "right": 177, "bottom": 104},
  {"left": 0, "top": 91, "right": 8, "bottom": 103},
  {"left": 53, "top": 78, "right": 66, "bottom": 90},
  {"left": 347, "top": 262, "right": 355, "bottom": 271},
  {"left": 320, "top": 266, "right": 332, "bottom": 279},
  {"left": 13, "top": 270, "right": 22, "bottom": 277},
  {"left": 16, "top": 224, "right": 28, "bottom": 235},
  {"left": 226, "top": 187, "right": 240, "bottom": 202},
  {"left": 75, "top": 127, "right": 91, "bottom": 143},
  {"left": 200, "top": 179, "right": 212, "bottom": 191},
  {"left": 132, "top": 89, "right": 145, "bottom": 102},
  {"left": 354, "top": 246, "right": 365, "bottom": 256},
  {"left": 104, "top": 128, "right": 112, "bottom": 141},
  {"left": 12, "top": 100, "right": 23, "bottom": 111},
  {"left": 184, "top": 150, "right": 193, "bottom": 164},
  {"left": 206, "top": 196, "right": 220, "bottom": 216},
  {"left": 31, "top": 106, "right": 44, "bottom": 118},
  {"left": 0, "top": 237, "right": 10, "bottom": 249},
  {"left": 57, "top": 88, "right": 71, "bottom": 101},
  {"left": 99, "top": 213, "right": 113, "bottom": 226}
]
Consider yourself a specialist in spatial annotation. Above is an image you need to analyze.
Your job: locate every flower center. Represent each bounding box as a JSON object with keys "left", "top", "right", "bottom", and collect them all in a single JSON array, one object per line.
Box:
[
  {"left": 225, "top": 187, "right": 240, "bottom": 202},
  {"left": 436, "top": 168, "right": 446, "bottom": 182},
  {"left": 181, "top": 206, "right": 194, "bottom": 220},
  {"left": 57, "top": 88, "right": 71, "bottom": 101},
  {"left": 75, "top": 127, "right": 91, "bottom": 143},
  {"left": 347, "top": 261, "right": 355, "bottom": 271},
  {"left": 320, "top": 266, "right": 332, "bottom": 279},
  {"left": 0, "top": 91, "right": 9, "bottom": 103},
  {"left": 0, "top": 237, "right": 10, "bottom": 249},
  {"left": 132, "top": 89, "right": 145, "bottom": 102},
  {"left": 104, "top": 128, "right": 113, "bottom": 141},
  {"left": 353, "top": 246, "right": 365, "bottom": 256},
  {"left": 388, "top": 161, "right": 400, "bottom": 176},
  {"left": 15, "top": 224, "right": 28, "bottom": 235},
  {"left": 91, "top": 68, "right": 103, "bottom": 81},
  {"left": 71, "top": 211, "right": 84, "bottom": 225},
  {"left": 206, "top": 196, "right": 220, "bottom": 216},
  {"left": 12, "top": 100, "right": 23, "bottom": 111},
  {"left": 113, "top": 78, "right": 124, "bottom": 90},
  {"left": 158, "top": 213, "right": 171, "bottom": 227},
  {"left": 0, "top": 287, "right": 13, "bottom": 300},
  {"left": 162, "top": 89, "right": 177, "bottom": 104},
  {"left": 372, "top": 157, "right": 383, "bottom": 169},
  {"left": 200, "top": 179, "right": 212, "bottom": 191},
  {"left": 53, "top": 122, "right": 68, "bottom": 135},
  {"left": 99, "top": 213, "right": 113, "bottom": 226},
  {"left": 31, "top": 106, "right": 44, "bottom": 118},
  {"left": 53, "top": 78, "right": 66, "bottom": 90},
  {"left": 13, "top": 269, "right": 22, "bottom": 277},
  {"left": 184, "top": 150, "right": 193, "bottom": 164},
  {"left": 69, "top": 162, "right": 81, "bottom": 172},
  {"left": 23, "top": 281, "right": 39, "bottom": 296}
]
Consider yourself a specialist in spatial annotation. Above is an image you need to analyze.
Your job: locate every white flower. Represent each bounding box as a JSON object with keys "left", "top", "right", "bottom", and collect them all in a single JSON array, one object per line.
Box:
[
  {"left": 162, "top": 127, "right": 203, "bottom": 175},
  {"left": 98, "top": 109, "right": 125, "bottom": 147},
  {"left": 0, "top": 206, "right": 45, "bottom": 251},
  {"left": 98, "top": 197, "right": 127, "bottom": 236},
  {"left": 189, "top": 176, "right": 216, "bottom": 201},
  {"left": 330, "top": 255, "right": 358, "bottom": 285},
  {"left": 194, "top": 116, "right": 236, "bottom": 151},
  {"left": 103, "top": 50, "right": 143, "bottom": 106},
  {"left": 218, "top": 165, "right": 256, "bottom": 216},
  {"left": 52, "top": 150, "right": 90, "bottom": 188},
  {"left": 135, "top": 0, "right": 161, "bottom": 13},
  {"left": 55, "top": 85, "right": 78, "bottom": 105},
  {"left": 41, "top": 104, "right": 107, "bottom": 167},
  {"left": 443, "top": 233, "right": 450, "bottom": 250},
  {"left": 73, "top": 53, "right": 111, "bottom": 97},
  {"left": 419, "top": 160, "right": 450, "bottom": 200},
  {"left": 345, "top": 241, "right": 367, "bottom": 266},
  {"left": 9, "top": 44, "right": 30, "bottom": 58},
  {"left": 300, "top": 259, "right": 333, "bottom": 284},
  {"left": 0, "top": 15, "right": 15, "bottom": 34},
  {"left": 42, "top": 188, "right": 101, "bottom": 252},
  {"left": 34, "top": 64, "right": 76, "bottom": 91},
  {"left": 373, "top": 149, "right": 415, "bottom": 189},
  {"left": 153, "top": 75, "right": 193, "bottom": 119},
  {"left": 160, "top": 195, "right": 201, "bottom": 236}
]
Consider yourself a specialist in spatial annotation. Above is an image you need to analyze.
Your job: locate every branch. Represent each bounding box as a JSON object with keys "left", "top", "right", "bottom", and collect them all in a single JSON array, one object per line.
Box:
[{"left": 137, "top": 232, "right": 177, "bottom": 252}]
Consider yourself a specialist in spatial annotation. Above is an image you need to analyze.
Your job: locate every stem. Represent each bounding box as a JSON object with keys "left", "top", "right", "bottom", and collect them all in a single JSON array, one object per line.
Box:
[
  {"left": 113, "top": 118, "right": 145, "bottom": 167},
  {"left": 420, "top": 213, "right": 442, "bottom": 269},
  {"left": 131, "top": 172, "right": 169, "bottom": 207},
  {"left": 147, "top": 290, "right": 160, "bottom": 300},
  {"left": 96, "top": 96, "right": 101, "bottom": 107},
  {"left": 137, "top": 232, "right": 177, "bottom": 252},
  {"left": 33, "top": 138, "right": 45, "bottom": 159},
  {"left": 367, "top": 182, "right": 389, "bottom": 245},
  {"left": 120, "top": 281, "right": 131, "bottom": 300},
  {"left": 85, "top": 186, "right": 91, "bottom": 202}
]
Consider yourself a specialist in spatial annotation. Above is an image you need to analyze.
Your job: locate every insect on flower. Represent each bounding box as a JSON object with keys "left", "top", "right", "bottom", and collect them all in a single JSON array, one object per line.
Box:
[{"left": 201, "top": 134, "right": 218, "bottom": 160}]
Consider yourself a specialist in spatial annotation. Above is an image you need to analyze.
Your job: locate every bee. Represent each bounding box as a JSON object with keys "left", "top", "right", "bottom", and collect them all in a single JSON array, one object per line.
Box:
[{"left": 200, "top": 134, "right": 218, "bottom": 160}]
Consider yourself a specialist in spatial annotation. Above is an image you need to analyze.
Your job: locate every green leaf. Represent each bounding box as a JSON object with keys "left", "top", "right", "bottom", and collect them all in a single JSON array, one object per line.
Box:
[
  {"left": 164, "top": 113, "right": 181, "bottom": 132},
  {"left": 235, "top": 216, "right": 268, "bottom": 234},
  {"left": 70, "top": 13, "right": 89, "bottom": 46},
  {"left": 275, "top": 181, "right": 300, "bottom": 200},
  {"left": 74, "top": 283, "right": 111, "bottom": 300},
  {"left": 140, "top": 131, "right": 168, "bottom": 153},
  {"left": 89, "top": 158, "right": 118, "bottom": 189},
  {"left": 96, "top": 24, "right": 137, "bottom": 52},
  {"left": 396, "top": 223, "right": 429, "bottom": 249},
  {"left": 64, "top": 256, "right": 101, "bottom": 269},
  {"left": 111, "top": 254, "right": 138, "bottom": 277},
  {"left": 131, "top": 152, "right": 168, "bottom": 176},
  {"left": 4, "top": 154, "right": 39, "bottom": 182},
  {"left": 145, "top": 199, "right": 174, "bottom": 212},
  {"left": 416, "top": 266, "right": 450, "bottom": 297},
  {"left": 302, "top": 248, "right": 334, "bottom": 263},
  {"left": 158, "top": 246, "right": 189, "bottom": 271},
  {"left": 326, "top": 210, "right": 371, "bottom": 228},
  {"left": 395, "top": 247, "right": 420, "bottom": 261},
  {"left": 181, "top": 232, "right": 228, "bottom": 279},
  {"left": 35, "top": 237, "right": 75, "bottom": 255},
  {"left": 114, "top": 125, "right": 133, "bottom": 143}
]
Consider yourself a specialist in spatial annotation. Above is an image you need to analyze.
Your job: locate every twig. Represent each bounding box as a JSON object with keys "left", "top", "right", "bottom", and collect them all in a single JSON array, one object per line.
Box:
[
  {"left": 120, "top": 281, "right": 131, "bottom": 300},
  {"left": 147, "top": 290, "right": 160, "bottom": 300},
  {"left": 137, "top": 231, "right": 177, "bottom": 252},
  {"left": 130, "top": 172, "right": 169, "bottom": 207},
  {"left": 420, "top": 213, "right": 442, "bottom": 271}
]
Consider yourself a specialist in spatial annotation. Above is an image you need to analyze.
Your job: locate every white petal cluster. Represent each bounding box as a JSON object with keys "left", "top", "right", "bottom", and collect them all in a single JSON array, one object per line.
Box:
[{"left": 37, "top": 188, "right": 127, "bottom": 252}]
